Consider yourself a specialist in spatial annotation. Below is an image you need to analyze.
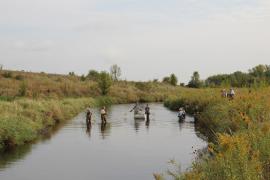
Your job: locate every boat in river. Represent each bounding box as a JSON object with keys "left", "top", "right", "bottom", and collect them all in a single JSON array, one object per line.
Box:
[
  {"left": 134, "top": 109, "right": 145, "bottom": 119},
  {"left": 130, "top": 103, "right": 145, "bottom": 120}
]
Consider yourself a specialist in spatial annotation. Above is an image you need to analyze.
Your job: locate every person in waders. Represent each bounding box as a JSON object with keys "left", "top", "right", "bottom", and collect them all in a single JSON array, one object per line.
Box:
[
  {"left": 86, "top": 107, "right": 92, "bottom": 126},
  {"left": 145, "top": 104, "right": 150, "bottom": 121},
  {"left": 100, "top": 106, "right": 107, "bottom": 123}
]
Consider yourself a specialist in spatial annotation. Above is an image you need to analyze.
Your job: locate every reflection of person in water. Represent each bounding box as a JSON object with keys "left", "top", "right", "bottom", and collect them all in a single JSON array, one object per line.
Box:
[
  {"left": 86, "top": 123, "right": 92, "bottom": 138},
  {"left": 145, "top": 119, "right": 150, "bottom": 129},
  {"left": 100, "top": 121, "right": 107, "bottom": 139}
]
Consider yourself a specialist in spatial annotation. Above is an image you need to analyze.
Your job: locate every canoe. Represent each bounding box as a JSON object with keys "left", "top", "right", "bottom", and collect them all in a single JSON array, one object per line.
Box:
[{"left": 134, "top": 111, "right": 145, "bottom": 119}]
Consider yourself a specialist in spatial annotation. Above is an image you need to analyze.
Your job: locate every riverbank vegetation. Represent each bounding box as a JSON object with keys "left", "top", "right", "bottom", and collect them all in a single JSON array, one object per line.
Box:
[{"left": 162, "top": 87, "right": 270, "bottom": 180}]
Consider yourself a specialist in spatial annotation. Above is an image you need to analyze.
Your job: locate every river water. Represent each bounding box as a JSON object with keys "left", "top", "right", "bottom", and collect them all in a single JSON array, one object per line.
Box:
[{"left": 0, "top": 103, "right": 207, "bottom": 180}]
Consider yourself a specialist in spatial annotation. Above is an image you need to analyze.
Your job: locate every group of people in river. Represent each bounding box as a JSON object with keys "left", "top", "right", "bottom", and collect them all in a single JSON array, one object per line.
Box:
[
  {"left": 85, "top": 102, "right": 188, "bottom": 129},
  {"left": 86, "top": 106, "right": 107, "bottom": 127},
  {"left": 86, "top": 103, "right": 151, "bottom": 128},
  {"left": 221, "top": 88, "right": 236, "bottom": 100}
]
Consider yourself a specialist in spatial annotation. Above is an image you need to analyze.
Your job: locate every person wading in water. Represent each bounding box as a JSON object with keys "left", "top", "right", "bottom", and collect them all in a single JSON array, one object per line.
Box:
[
  {"left": 145, "top": 104, "right": 150, "bottom": 121},
  {"left": 100, "top": 106, "right": 107, "bottom": 123},
  {"left": 86, "top": 107, "right": 92, "bottom": 126}
]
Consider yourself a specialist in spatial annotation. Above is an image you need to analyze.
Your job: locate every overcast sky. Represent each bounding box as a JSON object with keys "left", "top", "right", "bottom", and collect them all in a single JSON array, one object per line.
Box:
[{"left": 0, "top": 0, "right": 270, "bottom": 82}]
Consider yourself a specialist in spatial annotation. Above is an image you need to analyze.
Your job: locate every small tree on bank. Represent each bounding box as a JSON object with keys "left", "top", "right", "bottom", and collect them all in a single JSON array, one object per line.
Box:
[
  {"left": 98, "top": 71, "right": 112, "bottom": 95},
  {"left": 169, "top": 74, "right": 178, "bottom": 86},
  {"left": 188, "top": 71, "right": 203, "bottom": 88},
  {"left": 162, "top": 74, "right": 178, "bottom": 86}
]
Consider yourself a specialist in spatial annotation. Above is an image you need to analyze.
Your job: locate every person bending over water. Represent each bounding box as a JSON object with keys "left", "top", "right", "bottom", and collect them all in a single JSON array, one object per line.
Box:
[
  {"left": 130, "top": 102, "right": 142, "bottom": 113},
  {"left": 178, "top": 107, "right": 186, "bottom": 121}
]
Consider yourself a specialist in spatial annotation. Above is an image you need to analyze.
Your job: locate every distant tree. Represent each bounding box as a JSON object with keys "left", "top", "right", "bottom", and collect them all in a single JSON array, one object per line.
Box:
[
  {"left": 80, "top": 75, "right": 86, "bottom": 81},
  {"left": 110, "top": 64, "right": 121, "bottom": 81},
  {"left": 188, "top": 71, "right": 203, "bottom": 88},
  {"left": 249, "top": 64, "right": 269, "bottom": 78},
  {"left": 169, "top": 74, "right": 178, "bottom": 86},
  {"left": 68, "top": 72, "right": 75, "bottom": 76},
  {"left": 180, "top": 83, "right": 185, "bottom": 87},
  {"left": 87, "top": 70, "right": 100, "bottom": 81},
  {"left": 98, "top": 71, "right": 112, "bottom": 95},
  {"left": 0, "top": 64, "right": 3, "bottom": 71},
  {"left": 153, "top": 79, "right": 159, "bottom": 83},
  {"left": 162, "top": 77, "right": 170, "bottom": 84}
]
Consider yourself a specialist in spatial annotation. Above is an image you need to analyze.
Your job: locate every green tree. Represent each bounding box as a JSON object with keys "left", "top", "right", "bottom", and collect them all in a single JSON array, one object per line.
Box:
[
  {"left": 249, "top": 64, "right": 269, "bottom": 78},
  {"left": 188, "top": 71, "right": 203, "bottom": 88},
  {"left": 87, "top": 70, "right": 100, "bottom": 81},
  {"left": 98, "top": 71, "right": 112, "bottom": 95},
  {"left": 169, "top": 74, "right": 178, "bottom": 86},
  {"left": 162, "top": 77, "right": 170, "bottom": 84},
  {"left": 110, "top": 64, "right": 121, "bottom": 81},
  {"left": 68, "top": 72, "right": 75, "bottom": 76}
]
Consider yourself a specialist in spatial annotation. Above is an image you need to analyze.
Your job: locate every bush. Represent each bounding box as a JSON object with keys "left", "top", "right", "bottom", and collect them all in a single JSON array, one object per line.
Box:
[{"left": 2, "top": 72, "right": 13, "bottom": 78}]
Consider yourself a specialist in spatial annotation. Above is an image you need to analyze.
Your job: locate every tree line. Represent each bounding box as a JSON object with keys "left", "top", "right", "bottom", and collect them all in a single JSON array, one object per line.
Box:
[
  {"left": 205, "top": 65, "right": 270, "bottom": 88},
  {"left": 74, "top": 64, "right": 270, "bottom": 94},
  {"left": 161, "top": 64, "right": 270, "bottom": 88}
]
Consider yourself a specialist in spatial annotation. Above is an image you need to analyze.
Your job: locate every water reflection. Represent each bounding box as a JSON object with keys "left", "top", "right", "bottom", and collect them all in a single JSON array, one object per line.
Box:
[
  {"left": 99, "top": 122, "right": 111, "bottom": 139},
  {"left": 85, "top": 123, "right": 92, "bottom": 138},
  {"left": 134, "top": 119, "right": 145, "bottom": 132},
  {"left": 145, "top": 119, "right": 150, "bottom": 130}
]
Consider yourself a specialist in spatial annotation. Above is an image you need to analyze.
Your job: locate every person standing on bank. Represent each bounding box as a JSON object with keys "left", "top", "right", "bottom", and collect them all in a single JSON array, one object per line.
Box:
[
  {"left": 145, "top": 104, "right": 150, "bottom": 121},
  {"left": 100, "top": 106, "right": 107, "bottom": 123}
]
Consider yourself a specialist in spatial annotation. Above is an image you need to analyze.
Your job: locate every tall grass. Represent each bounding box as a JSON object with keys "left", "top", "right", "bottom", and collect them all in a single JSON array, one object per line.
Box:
[
  {"left": 0, "top": 98, "right": 94, "bottom": 151},
  {"left": 163, "top": 87, "right": 270, "bottom": 179}
]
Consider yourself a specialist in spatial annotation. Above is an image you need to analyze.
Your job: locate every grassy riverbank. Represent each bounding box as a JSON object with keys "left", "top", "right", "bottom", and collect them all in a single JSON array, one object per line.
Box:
[
  {"left": 0, "top": 98, "right": 95, "bottom": 151},
  {"left": 163, "top": 87, "right": 270, "bottom": 180}
]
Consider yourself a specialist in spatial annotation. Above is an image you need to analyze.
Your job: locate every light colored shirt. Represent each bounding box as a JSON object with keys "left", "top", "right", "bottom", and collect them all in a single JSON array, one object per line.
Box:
[{"left": 100, "top": 109, "right": 106, "bottom": 115}]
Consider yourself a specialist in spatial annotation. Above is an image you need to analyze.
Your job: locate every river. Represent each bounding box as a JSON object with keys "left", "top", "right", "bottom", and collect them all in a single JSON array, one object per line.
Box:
[{"left": 0, "top": 103, "right": 207, "bottom": 180}]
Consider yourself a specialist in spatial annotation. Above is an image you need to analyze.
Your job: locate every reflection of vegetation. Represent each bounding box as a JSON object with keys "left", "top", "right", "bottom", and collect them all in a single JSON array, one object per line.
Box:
[
  {"left": 164, "top": 87, "right": 270, "bottom": 179},
  {"left": 0, "top": 116, "right": 70, "bottom": 170},
  {"left": 0, "top": 143, "right": 32, "bottom": 170}
]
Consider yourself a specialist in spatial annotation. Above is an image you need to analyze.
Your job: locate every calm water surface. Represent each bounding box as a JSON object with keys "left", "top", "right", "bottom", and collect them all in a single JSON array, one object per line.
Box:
[{"left": 0, "top": 103, "right": 207, "bottom": 180}]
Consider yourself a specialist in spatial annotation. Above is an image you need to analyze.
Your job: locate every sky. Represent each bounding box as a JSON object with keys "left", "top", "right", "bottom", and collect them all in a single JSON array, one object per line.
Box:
[{"left": 0, "top": 0, "right": 270, "bottom": 83}]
